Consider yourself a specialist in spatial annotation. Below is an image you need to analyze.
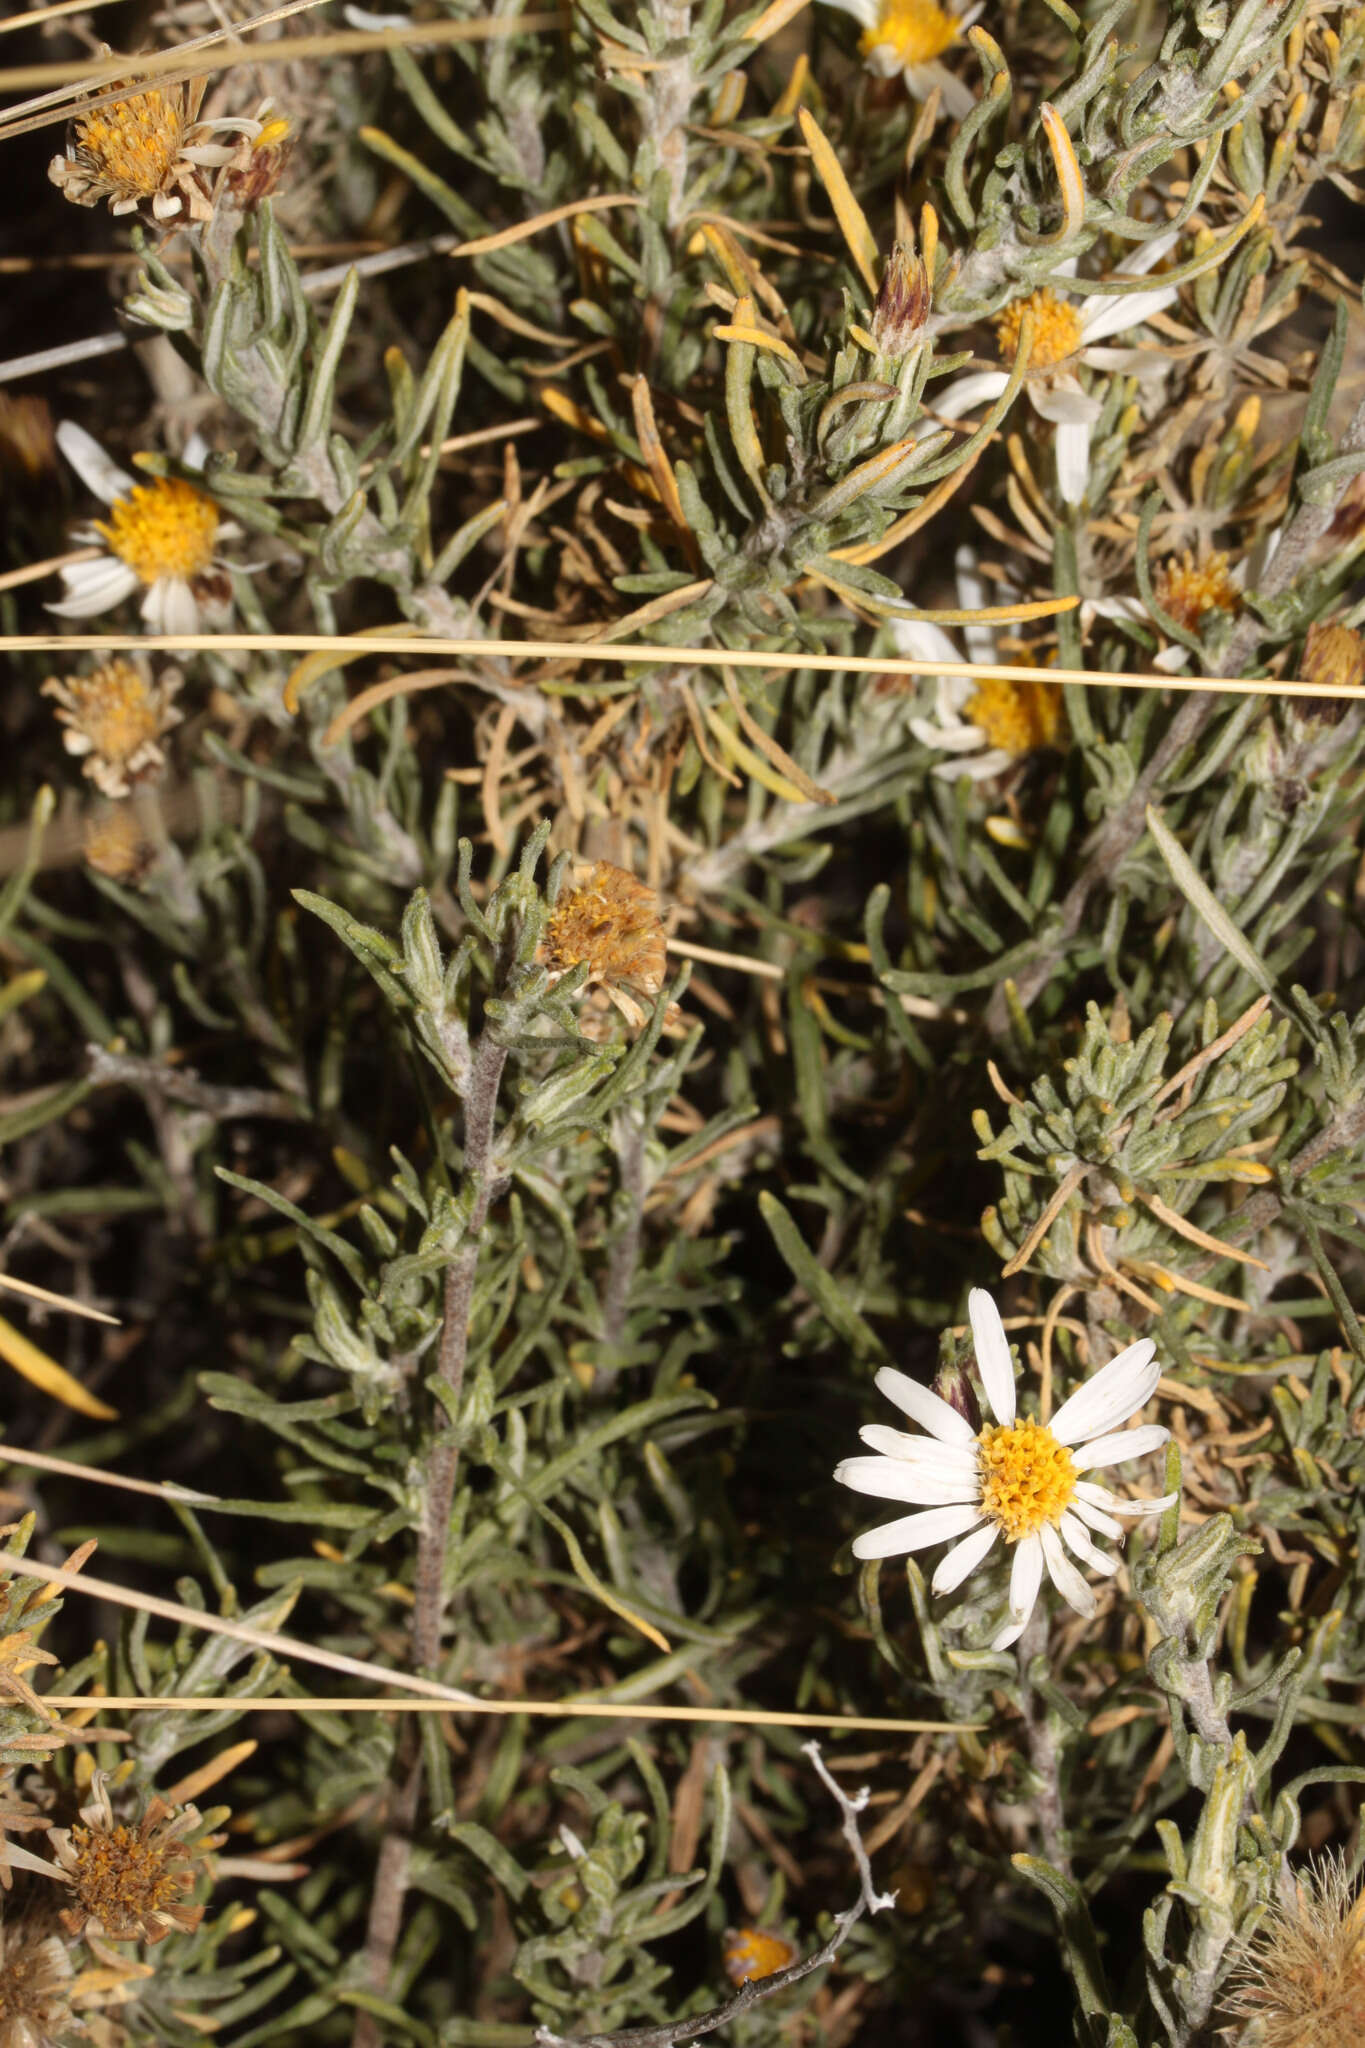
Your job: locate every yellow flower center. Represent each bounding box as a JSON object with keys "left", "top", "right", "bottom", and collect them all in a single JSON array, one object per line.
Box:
[
  {"left": 1152, "top": 549, "right": 1240, "bottom": 633},
  {"left": 96, "top": 478, "right": 218, "bottom": 585},
  {"left": 977, "top": 1418, "right": 1077, "bottom": 1541},
  {"left": 542, "top": 863, "right": 666, "bottom": 993},
  {"left": 723, "top": 1927, "right": 799, "bottom": 1986},
  {"left": 59, "top": 660, "right": 164, "bottom": 766},
  {"left": 864, "top": 0, "right": 960, "bottom": 67},
  {"left": 964, "top": 676, "right": 1065, "bottom": 756},
  {"left": 74, "top": 90, "right": 185, "bottom": 196},
  {"left": 995, "top": 288, "right": 1085, "bottom": 370}
]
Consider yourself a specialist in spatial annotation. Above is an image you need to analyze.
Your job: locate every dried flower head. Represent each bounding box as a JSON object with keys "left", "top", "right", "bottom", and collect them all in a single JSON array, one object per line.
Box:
[
  {"left": 49, "top": 1774, "right": 222, "bottom": 1946},
  {"left": 0, "top": 1915, "right": 74, "bottom": 2048},
  {"left": 872, "top": 242, "right": 932, "bottom": 356},
  {"left": 1153, "top": 549, "right": 1241, "bottom": 633},
  {"left": 1224, "top": 1851, "right": 1365, "bottom": 2048},
  {"left": 540, "top": 862, "right": 670, "bottom": 1033},
  {"left": 42, "top": 660, "right": 183, "bottom": 800},
  {"left": 221, "top": 115, "right": 294, "bottom": 209},
  {"left": 48, "top": 64, "right": 286, "bottom": 225},
  {"left": 1300, "top": 619, "right": 1365, "bottom": 701},
  {"left": 722, "top": 1926, "right": 799, "bottom": 1985},
  {"left": 0, "top": 398, "right": 56, "bottom": 489},
  {"left": 81, "top": 805, "right": 159, "bottom": 885}
]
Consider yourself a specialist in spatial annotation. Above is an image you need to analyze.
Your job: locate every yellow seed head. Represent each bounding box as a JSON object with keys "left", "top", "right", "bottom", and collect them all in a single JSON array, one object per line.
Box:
[
  {"left": 83, "top": 804, "right": 158, "bottom": 883},
  {"left": 977, "top": 1417, "right": 1077, "bottom": 1541},
  {"left": 865, "top": 0, "right": 961, "bottom": 66},
  {"left": 45, "top": 660, "right": 165, "bottom": 769},
  {"left": 1152, "top": 549, "right": 1241, "bottom": 633},
  {"left": 95, "top": 477, "right": 219, "bottom": 585},
  {"left": 964, "top": 676, "right": 1065, "bottom": 757},
  {"left": 995, "top": 288, "right": 1085, "bottom": 370}
]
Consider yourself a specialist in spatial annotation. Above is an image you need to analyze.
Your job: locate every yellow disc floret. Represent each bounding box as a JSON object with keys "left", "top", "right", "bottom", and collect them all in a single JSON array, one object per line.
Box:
[
  {"left": 50, "top": 659, "right": 163, "bottom": 768},
  {"left": 964, "top": 676, "right": 1065, "bottom": 756},
  {"left": 73, "top": 90, "right": 185, "bottom": 199},
  {"left": 995, "top": 288, "right": 1085, "bottom": 369},
  {"left": 96, "top": 477, "right": 219, "bottom": 585},
  {"left": 977, "top": 1417, "right": 1077, "bottom": 1541},
  {"left": 865, "top": 0, "right": 961, "bottom": 66}
]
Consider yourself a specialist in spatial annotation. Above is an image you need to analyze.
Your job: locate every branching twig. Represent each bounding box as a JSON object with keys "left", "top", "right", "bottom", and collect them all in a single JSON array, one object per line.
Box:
[{"left": 532, "top": 1742, "right": 894, "bottom": 2048}]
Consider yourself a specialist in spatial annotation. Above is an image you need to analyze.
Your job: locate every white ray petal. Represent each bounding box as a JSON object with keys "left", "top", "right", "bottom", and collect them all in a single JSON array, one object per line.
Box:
[
  {"left": 1029, "top": 379, "right": 1101, "bottom": 426},
  {"left": 859, "top": 1424, "right": 979, "bottom": 1476},
  {"left": 47, "top": 562, "right": 139, "bottom": 616},
  {"left": 930, "top": 370, "right": 1010, "bottom": 420},
  {"left": 1058, "top": 1510, "right": 1118, "bottom": 1576},
  {"left": 1080, "top": 283, "right": 1179, "bottom": 345},
  {"left": 909, "top": 61, "right": 975, "bottom": 121},
  {"left": 1055, "top": 420, "right": 1091, "bottom": 506},
  {"left": 871, "top": 1368, "right": 978, "bottom": 1446},
  {"left": 1071, "top": 1422, "right": 1170, "bottom": 1471},
  {"left": 931, "top": 1519, "right": 999, "bottom": 1596},
  {"left": 836, "top": 1454, "right": 979, "bottom": 1507},
  {"left": 920, "top": 723, "right": 986, "bottom": 754},
  {"left": 851, "top": 1502, "right": 984, "bottom": 1561},
  {"left": 891, "top": 618, "right": 962, "bottom": 666},
  {"left": 1070, "top": 1491, "right": 1124, "bottom": 1540},
  {"left": 991, "top": 1615, "right": 1027, "bottom": 1650},
  {"left": 933, "top": 748, "right": 1013, "bottom": 781},
  {"left": 57, "top": 420, "right": 133, "bottom": 503},
  {"left": 145, "top": 577, "right": 201, "bottom": 636},
  {"left": 968, "top": 1288, "right": 1015, "bottom": 1426},
  {"left": 1103, "top": 1490, "right": 1179, "bottom": 1517},
  {"left": 1050, "top": 1339, "right": 1158, "bottom": 1445},
  {"left": 1006, "top": 1531, "right": 1043, "bottom": 1630},
  {"left": 1040, "top": 1521, "right": 1096, "bottom": 1616}
]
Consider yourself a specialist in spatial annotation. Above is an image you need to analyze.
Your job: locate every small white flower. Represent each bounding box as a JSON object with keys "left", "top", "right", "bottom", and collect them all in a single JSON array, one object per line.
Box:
[
  {"left": 820, "top": 0, "right": 983, "bottom": 121},
  {"left": 835, "top": 1287, "right": 1176, "bottom": 1650},
  {"left": 50, "top": 422, "right": 242, "bottom": 635},
  {"left": 895, "top": 548, "right": 1065, "bottom": 781},
  {"left": 932, "top": 239, "right": 1180, "bottom": 505}
]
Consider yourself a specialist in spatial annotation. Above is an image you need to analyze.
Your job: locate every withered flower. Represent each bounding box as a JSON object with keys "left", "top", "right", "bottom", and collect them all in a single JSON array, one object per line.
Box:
[
  {"left": 48, "top": 1774, "right": 222, "bottom": 1946},
  {"left": 1299, "top": 619, "right": 1365, "bottom": 709},
  {"left": 0, "top": 1915, "right": 75, "bottom": 2048},
  {"left": 1223, "top": 1851, "right": 1365, "bottom": 2048},
  {"left": 1152, "top": 549, "right": 1241, "bottom": 634},
  {"left": 540, "top": 861, "right": 672, "bottom": 1034},
  {"left": 42, "top": 660, "right": 183, "bottom": 801},
  {"left": 81, "top": 806, "right": 159, "bottom": 886},
  {"left": 49, "top": 62, "right": 285, "bottom": 225}
]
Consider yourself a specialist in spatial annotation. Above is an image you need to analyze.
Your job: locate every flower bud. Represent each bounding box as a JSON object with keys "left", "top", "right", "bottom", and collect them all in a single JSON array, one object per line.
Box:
[
  {"left": 932, "top": 1350, "right": 981, "bottom": 1434},
  {"left": 872, "top": 242, "right": 931, "bottom": 358}
]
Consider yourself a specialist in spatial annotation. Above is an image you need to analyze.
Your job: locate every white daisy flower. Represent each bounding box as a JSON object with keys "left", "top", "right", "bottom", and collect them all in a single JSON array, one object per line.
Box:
[
  {"left": 931, "top": 239, "right": 1180, "bottom": 505},
  {"left": 895, "top": 548, "right": 1066, "bottom": 781},
  {"left": 50, "top": 422, "right": 242, "bottom": 636},
  {"left": 820, "top": 0, "right": 983, "bottom": 121},
  {"left": 836, "top": 1287, "right": 1176, "bottom": 1650}
]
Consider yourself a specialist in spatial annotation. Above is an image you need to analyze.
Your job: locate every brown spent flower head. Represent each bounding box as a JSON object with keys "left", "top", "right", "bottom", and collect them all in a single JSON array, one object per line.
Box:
[
  {"left": 222, "top": 115, "right": 294, "bottom": 209},
  {"left": 540, "top": 861, "right": 670, "bottom": 1033},
  {"left": 49, "top": 71, "right": 209, "bottom": 222},
  {"left": 1298, "top": 619, "right": 1365, "bottom": 719},
  {"left": 721, "top": 1925, "right": 799, "bottom": 1985},
  {"left": 0, "top": 1915, "right": 75, "bottom": 2048},
  {"left": 81, "top": 806, "right": 159, "bottom": 886},
  {"left": 872, "top": 242, "right": 932, "bottom": 356},
  {"left": 48, "top": 1773, "right": 223, "bottom": 1946},
  {"left": 42, "top": 660, "right": 183, "bottom": 801},
  {"left": 1152, "top": 549, "right": 1241, "bottom": 633},
  {"left": 1223, "top": 1851, "right": 1365, "bottom": 2048}
]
